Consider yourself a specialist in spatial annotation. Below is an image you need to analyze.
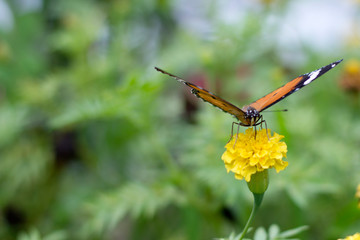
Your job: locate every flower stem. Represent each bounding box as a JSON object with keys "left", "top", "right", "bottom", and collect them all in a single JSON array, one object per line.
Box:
[{"left": 238, "top": 193, "right": 264, "bottom": 240}]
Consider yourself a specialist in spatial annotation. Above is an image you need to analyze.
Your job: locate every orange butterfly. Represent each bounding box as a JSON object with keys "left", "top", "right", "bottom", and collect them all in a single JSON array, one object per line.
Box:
[{"left": 155, "top": 60, "right": 342, "bottom": 127}]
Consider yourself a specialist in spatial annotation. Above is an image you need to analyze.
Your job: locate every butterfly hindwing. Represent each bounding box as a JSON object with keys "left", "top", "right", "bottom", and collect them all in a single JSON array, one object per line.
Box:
[
  {"left": 247, "top": 59, "right": 343, "bottom": 112},
  {"left": 154, "top": 67, "right": 248, "bottom": 123}
]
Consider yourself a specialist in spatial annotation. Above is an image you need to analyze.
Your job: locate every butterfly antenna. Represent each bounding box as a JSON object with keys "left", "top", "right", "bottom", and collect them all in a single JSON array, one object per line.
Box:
[{"left": 262, "top": 109, "right": 288, "bottom": 113}]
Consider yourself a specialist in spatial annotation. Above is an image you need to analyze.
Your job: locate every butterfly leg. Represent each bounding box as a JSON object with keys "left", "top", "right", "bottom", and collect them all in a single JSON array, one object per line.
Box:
[
  {"left": 228, "top": 122, "right": 235, "bottom": 143},
  {"left": 233, "top": 123, "right": 242, "bottom": 146},
  {"left": 252, "top": 117, "right": 268, "bottom": 140},
  {"left": 228, "top": 122, "right": 241, "bottom": 144},
  {"left": 254, "top": 124, "right": 257, "bottom": 139},
  {"left": 258, "top": 116, "right": 269, "bottom": 140},
  {"left": 254, "top": 119, "right": 262, "bottom": 139}
]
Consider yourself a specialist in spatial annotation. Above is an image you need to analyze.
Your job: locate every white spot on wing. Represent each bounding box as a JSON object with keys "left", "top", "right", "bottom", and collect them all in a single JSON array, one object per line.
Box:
[
  {"left": 331, "top": 63, "right": 336, "bottom": 68},
  {"left": 303, "top": 69, "right": 321, "bottom": 85}
]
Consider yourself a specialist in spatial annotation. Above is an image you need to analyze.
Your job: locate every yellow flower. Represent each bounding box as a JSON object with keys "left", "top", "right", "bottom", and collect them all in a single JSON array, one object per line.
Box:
[
  {"left": 221, "top": 128, "right": 288, "bottom": 182},
  {"left": 338, "top": 233, "right": 360, "bottom": 240},
  {"left": 345, "top": 59, "right": 360, "bottom": 75},
  {"left": 356, "top": 184, "right": 360, "bottom": 209},
  {"left": 339, "top": 59, "right": 360, "bottom": 93}
]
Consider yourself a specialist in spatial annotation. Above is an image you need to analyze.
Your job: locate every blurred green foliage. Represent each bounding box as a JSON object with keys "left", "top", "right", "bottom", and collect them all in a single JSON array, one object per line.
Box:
[{"left": 0, "top": 0, "right": 359, "bottom": 239}]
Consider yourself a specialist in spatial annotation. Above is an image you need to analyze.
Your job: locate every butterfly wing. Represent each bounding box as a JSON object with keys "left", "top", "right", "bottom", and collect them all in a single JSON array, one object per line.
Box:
[
  {"left": 247, "top": 59, "right": 343, "bottom": 112},
  {"left": 155, "top": 67, "right": 248, "bottom": 124}
]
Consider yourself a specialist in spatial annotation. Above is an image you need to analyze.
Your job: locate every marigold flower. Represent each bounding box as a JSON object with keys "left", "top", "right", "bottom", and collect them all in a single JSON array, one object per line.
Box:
[
  {"left": 338, "top": 233, "right": 360, "bottom": 240},
  {"left": 356, "top": 184, "right": 360, "bottom": 209},
  {"left": 339, "top": 59, "right": 360, "bottom": 93},
  {"left": 221, "top": 128, "right": 288, "bottom": 182}
]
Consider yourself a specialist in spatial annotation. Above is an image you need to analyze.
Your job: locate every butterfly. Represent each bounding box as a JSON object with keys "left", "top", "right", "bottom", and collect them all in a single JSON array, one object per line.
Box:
[{"left": 155, "top": 59, "right": 343, "bottom": 128}]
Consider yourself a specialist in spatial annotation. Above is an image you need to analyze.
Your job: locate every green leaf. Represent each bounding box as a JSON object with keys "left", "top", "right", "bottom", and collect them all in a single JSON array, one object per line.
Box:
[
  {"left": 268, "top": 224, "right": 280, "bottom": 239},
  {"left": 254, "top": 227, "right": 267, "bottom": 240},
  {"left": 17, "top": 229, "right": 67, "bottom": 240},
  {"left": 277, "top": 225, "right": 309, "bottom": 238},
  {"left": 0, "top": 106, "right": 28, "bottom": 147},
  {"left": 80, "top": 182, "right": 182, "bottom": 237}
]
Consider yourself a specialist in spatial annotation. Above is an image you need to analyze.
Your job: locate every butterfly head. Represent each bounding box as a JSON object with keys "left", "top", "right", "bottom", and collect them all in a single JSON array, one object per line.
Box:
[{"left": 243, "top": 106, "right": 261, "bottom": 126}]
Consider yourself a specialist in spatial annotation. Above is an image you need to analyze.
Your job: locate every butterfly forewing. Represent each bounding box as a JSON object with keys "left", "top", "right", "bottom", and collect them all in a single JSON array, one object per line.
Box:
[
  {"left": 155, "top": 59, "right": 342, "bottom": 127},
  {"left": 247, "top": 59, "right": 343, "bottom": 112},
  {"left": 188, "top": 84, "right": 248, "bottom": 123},
  {"left": 155, "top": 67, "right": 248, "bottom": 124}
]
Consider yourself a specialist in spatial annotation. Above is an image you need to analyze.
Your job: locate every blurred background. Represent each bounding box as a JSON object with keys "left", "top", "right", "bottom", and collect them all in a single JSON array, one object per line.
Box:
[{"left": 0, "top": 0, "right": 359, "bottom": 239}]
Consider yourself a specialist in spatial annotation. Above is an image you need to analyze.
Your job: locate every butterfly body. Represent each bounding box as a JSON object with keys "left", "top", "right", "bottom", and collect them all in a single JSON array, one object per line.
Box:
[{"left": 155, "top": 59, "right": 342, "bottom": 127}]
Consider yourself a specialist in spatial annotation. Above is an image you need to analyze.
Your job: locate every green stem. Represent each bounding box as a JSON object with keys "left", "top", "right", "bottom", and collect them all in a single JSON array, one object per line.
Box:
[{"left": 238, "top": 193, "right": 264, "bottom": 240}]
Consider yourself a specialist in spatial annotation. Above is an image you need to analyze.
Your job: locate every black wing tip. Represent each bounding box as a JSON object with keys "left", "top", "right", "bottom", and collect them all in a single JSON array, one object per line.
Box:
[
  {"left": 154, "top": 66, "right": 188, "bottom": 84},
  {"left": 331, "top": 59, "right": 343, "bottom": 67},
  {"left": 154, "top": 66, "right": 163, "bottom": 72},
  {"left": 154, "top": 66, "right": 174, "bottom": 77},
  {"left": 314, "top": 59, "right": 343, "bottom": 75}
]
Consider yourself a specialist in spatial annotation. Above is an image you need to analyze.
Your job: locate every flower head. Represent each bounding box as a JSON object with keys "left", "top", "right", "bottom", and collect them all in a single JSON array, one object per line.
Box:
[
  {"left": 221, "top": 128, "right": 288, "bottom": 182},
  {"left": 338, "top": 233, "right": 360, "bottom": 240},
  {"left": 339, "top": 59, "right": 360, "bottom": 93},
  {"left": 356, "top": 184, "right": 360, "bottom": 209}
]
